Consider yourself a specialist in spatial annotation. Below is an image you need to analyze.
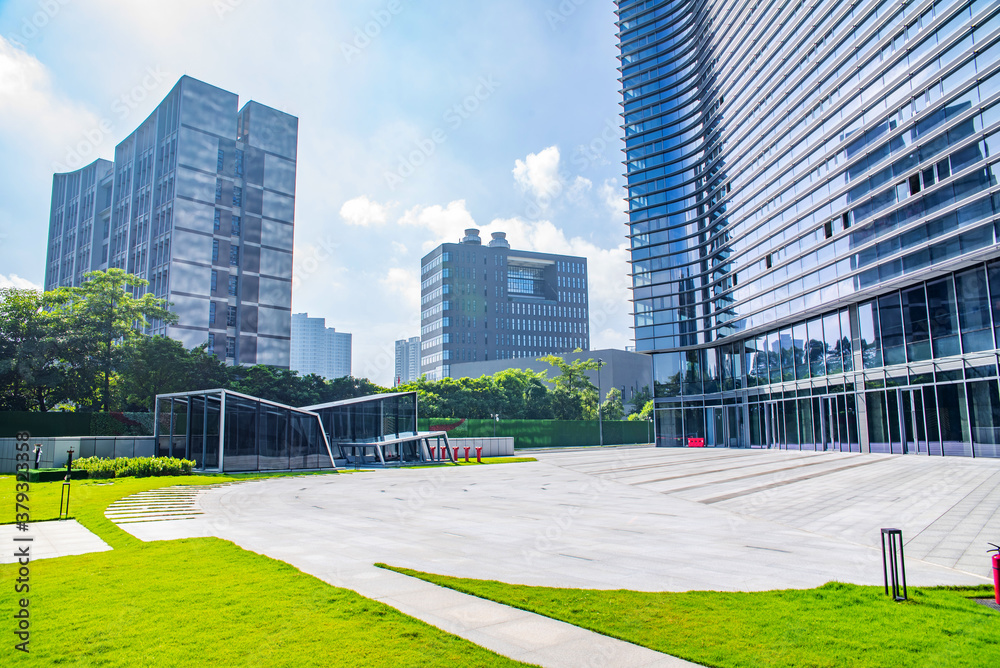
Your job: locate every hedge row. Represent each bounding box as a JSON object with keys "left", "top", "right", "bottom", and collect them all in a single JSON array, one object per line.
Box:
[{"left": 72, "top": 456, "right": 195, "bottom": 479}]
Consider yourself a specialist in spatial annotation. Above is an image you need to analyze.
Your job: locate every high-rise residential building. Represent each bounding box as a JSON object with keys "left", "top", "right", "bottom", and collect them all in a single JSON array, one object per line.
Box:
[
  {"left": 618, "top": 0, "right": 1000, "bottom": 457},
  {"left": 394, "top": 337, "right": 421, "bottom": 385},
  {"left": 420, "top": 229, "right": 590, "bottom": 380},
  {"left": 44, "top": 75, "right": 298, "bottom": 366},
  {"left": 290, "top": 313, "right": 352, "bottom": 380}
]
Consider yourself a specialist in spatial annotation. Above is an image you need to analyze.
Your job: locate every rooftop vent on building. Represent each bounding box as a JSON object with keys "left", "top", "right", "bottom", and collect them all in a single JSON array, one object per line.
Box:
[
  {"left": 461, "top": 228, "right": 482, "bottom": 245},
  {"left": 488, "top": 232, "right": 510, "bottom": 249}
]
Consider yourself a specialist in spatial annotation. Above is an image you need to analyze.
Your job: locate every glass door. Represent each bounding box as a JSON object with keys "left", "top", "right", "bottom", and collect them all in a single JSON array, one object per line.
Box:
[{"left": 900, "top": 388, "right": 927, "bottom": 454}]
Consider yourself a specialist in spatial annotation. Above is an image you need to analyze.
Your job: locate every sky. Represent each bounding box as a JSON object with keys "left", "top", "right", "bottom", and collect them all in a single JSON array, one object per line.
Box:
[{"left": 0, "top": 0, "right": 630, "bottom": 386}]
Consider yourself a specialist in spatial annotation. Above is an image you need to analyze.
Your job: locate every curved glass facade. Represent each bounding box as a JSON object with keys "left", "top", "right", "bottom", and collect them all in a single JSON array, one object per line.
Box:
[{"left": 618, "top": 0, "right": 1000, "bottom": 456}]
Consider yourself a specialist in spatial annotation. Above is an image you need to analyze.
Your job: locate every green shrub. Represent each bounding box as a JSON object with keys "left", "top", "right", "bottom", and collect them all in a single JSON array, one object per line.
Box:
[{"left": 72, "top": 456, "right": 194, "bottom": 479}]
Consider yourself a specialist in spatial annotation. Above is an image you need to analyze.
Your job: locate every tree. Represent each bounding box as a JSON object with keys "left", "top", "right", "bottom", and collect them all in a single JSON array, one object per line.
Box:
[
  {"left": 117, "top": 337, "right": 228, "bottom": 411},
  {"left": 541, "top": 355, "right": 599, "bottom": 420},
  {"left": 227, "top": 365, "right": 323, "bottom": 407},
  {"left": 0, "top": 287, "right": 77, "bottom": 411},
  {"left": 48, "top": 269, "right": 176, "bottom": 412},
  {"left": 600, "top": 387, "right": 625, "bottom": 421},
  {"left": 627, "top": 399, "right": 654, "bottom": 422},
  {"left": 480, "top": 368, "right": 552, "bottom": 419},
  {"left": 550, "top": 386, "right": 583, "bottom": 420},
  {"left": 314, "top": 375, "right": 388, "bottom": 404},
  {"left": 627, "top": 385, "right": 652, "bottom": 416}
]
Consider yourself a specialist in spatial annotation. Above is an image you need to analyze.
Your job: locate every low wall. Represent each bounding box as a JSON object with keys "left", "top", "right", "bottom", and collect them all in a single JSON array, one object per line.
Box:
[
  {"left": 0, "top": 412, "right": 154, "bottom": 438},
  {"left": 0, "top": 436, "right": 155, "bottom": 474},
  {"left": 418, "top": 418, "right": 653, "bottom": 449},
  {"left": 446, "top": 437, "right": 514, "bottom": 457}
]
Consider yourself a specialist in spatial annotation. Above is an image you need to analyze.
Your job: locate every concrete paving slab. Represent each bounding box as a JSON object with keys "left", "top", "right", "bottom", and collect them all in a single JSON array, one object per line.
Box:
[{"left": 0, "top": 520, "right": 111, "bottom": 562}]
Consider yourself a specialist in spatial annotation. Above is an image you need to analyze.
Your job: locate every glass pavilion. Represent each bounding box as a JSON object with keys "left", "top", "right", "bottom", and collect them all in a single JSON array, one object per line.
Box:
[{"left": 154, "top": 390, "right": 449, "bottom": 472}]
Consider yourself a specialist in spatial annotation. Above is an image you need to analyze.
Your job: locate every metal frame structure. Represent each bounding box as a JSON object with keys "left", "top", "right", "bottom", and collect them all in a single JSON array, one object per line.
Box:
[
  {"left": 154, "top": 389, "right": 335, "bottom": 472},
  {"left": 154, "top": 389, "right": 454, "bottom": 472}
]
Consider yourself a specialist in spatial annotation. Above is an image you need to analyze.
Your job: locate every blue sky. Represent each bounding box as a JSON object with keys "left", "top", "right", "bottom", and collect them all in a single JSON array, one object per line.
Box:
[{"left": 0, "top": 0, "right": 629, "bottom": 384}]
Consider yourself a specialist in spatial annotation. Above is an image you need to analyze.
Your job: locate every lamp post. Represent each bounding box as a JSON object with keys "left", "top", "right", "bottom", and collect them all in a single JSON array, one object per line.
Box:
[
  {"left": 597, "top": 358, "right": 604, "bottom": 446},
  {"left": 491, "top": 413, "right": 499, "bottom": 437}
]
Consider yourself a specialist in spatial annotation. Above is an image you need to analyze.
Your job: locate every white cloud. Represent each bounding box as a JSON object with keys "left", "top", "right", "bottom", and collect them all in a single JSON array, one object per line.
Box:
[
  {"left": 512, "top": 145, "right": 562, "bottom": 199},
  {"left": 0, "top": 36, "right": 104, "bottom": 170},
  {"left": 0, "top": 273, "right": 41, "bottom": 290},
  {"left": 567, "top": 175, "right": 592, "bottom": 202},
  {"left": 398, "top": 199, "right": 477, "bottom": 249},
  {"left": 380, "top": 267, "right": 420, "bottom": 311},
  {"left": 339, "top": 195, "right": 389, "bottom": 226},
  {"left": 600, "top": 178, "right": 625, "bottom": 219}
]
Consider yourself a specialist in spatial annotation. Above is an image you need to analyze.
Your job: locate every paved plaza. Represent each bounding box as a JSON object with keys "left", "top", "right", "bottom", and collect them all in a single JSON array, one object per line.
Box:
[
  {"left": 122, "top": 446, "right": 999, "bottom": 591},
  {"left": 115, "top": 446, "right": 1000, "bottom": 666},
  {"left": 22, "top": 446, "right": 1000, "bottom": 667}
]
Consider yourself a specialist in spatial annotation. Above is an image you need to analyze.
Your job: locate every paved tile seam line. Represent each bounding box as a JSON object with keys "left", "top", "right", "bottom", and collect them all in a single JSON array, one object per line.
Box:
[
  {"left": 567, "top": 453, "right": 799, "bottom": 477},
  {"left": 555, "top": 450, "right": 766, "bottom": 474},
  {"left": 623, "top": 452, "right": 836, "bottom": 486},
  {"left": 696, "top": 458, "right": 890, "bottom": 503},
  {"left": 905, "top": 473, "right": 1000, "bottom": 550},
  {"left": 662, "top": 454, "right": 871, "bottom": 496}
]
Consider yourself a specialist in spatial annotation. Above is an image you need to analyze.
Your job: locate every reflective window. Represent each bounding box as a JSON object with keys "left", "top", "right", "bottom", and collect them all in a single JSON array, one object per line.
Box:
[
  {"left": 653, "top": 351, "right": 682, "bottom": 397},
  {"left": 867, "top": 391, "right": 890, "bottom": 454},
  {"left": 780, "top": 328, "right": 795, "bottom": 381},
  {"left": 902, "top": 286, "right": 930, "bottom": 362},
  {"left": 683, "top": 349, "right": 702, "bottom": 395},
  {"left": 793, "top": 323, "right": 808, "bottom": 379},
  {"left": 704, "top": 347, "right": 720, "bottom": 394},
  {"left": 840, "top": 310, "right": 853, "bottom": 372},
  {"left": 989, "top": 262, "right": 1000, "bottom": 350},
  {"left": 968, "top": 379, "right": 1000, "bottom": 458},
  {"left": 937, "top": 383, "right": 971, "bottom": 457},
  {"left": 926, "top": 277, "right": 960, "bottom": 358},
  {"left": 955, "top": 267, "right": 993, "bottom": 352},
  {"left": 807, "top": 318, "right": 825, "bottom": 378},
  {"left": 767, "top": 331, "right": 781, "bottom": 384},
  {"left": 878, "top": 294, "right": 905, "bottom": 366},
  {"left": 823, "top": 312, "right": 842, "bottom": 375}
]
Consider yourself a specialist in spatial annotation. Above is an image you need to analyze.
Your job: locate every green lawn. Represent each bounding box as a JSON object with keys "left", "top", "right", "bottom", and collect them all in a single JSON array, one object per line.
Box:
[
  {"left": 0, "top": 473, "right": 535, "bottom": 666},
  {"left": 0, "top": 539, "right": 530, "bottom": 667},
  {"left": 379, "top": 566, "right": 1000, "bottom": 668}
]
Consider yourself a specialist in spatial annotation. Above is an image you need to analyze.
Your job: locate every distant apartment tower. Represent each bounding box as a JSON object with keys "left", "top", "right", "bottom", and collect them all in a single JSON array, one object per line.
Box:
[
  {"left": 290, "top": 313, "right": 352, "bottom": 380},
  {"left": 44, "top": 75, "right": 298, "bottom": 366},
  {"left": 420, "top": 229, "right": 589, "bottom": 380},
  {"left": 394, "top": 337, "right": 421, "bottom": 385}
]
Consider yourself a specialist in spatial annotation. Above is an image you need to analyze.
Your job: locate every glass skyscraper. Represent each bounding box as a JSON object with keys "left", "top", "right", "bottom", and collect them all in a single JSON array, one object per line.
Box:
[
  {"left": 45, "top": 76, "right": 298, "bottom": 367},
  {"left": 618, "top": 0, "right": 1000, "bottom": 456}
]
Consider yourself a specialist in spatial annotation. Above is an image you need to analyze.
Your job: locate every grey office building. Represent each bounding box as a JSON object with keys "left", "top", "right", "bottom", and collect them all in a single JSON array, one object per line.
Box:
[
  {"left": 44, "top": 75, "right": 298, "bottom": 366},
  {"left": 619, "top": 0, "right": 1000, "bottom": 456},
  {"left": 420, "top": 229, "right": 589, "bottom": 380},
  {"left": 290, "top": 313, "right": 352, "bottom": 380},
  {"left": 394, "top": 337, "right": 421, "bottom": 385}
]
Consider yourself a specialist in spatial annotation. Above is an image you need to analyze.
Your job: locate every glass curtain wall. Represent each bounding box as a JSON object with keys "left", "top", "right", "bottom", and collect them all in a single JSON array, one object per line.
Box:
[
  {"left": 622, "top": 0, "right": 1000, "bottom": 458},
  {"left": 653, "top": 261, "right": 1000, "bottom": 457}
]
